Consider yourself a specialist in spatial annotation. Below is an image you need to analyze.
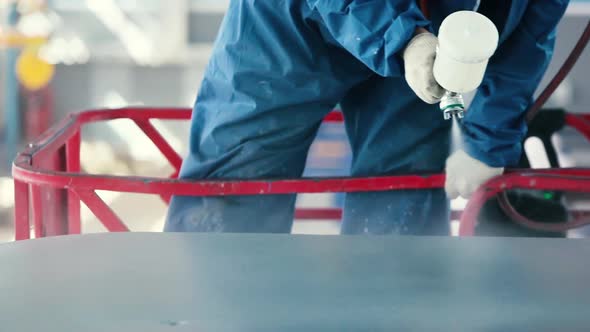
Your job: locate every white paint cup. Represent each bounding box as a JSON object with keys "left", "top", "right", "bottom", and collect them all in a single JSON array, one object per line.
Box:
[{"left": 434, "top": 11, "right": 499, "bottom": 93}]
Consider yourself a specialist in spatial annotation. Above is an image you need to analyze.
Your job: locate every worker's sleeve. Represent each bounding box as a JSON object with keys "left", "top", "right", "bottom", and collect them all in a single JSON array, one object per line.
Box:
[
  {"left": 461, "top": 0, "right": 570, "bottom": 167},
  {"left": 306, "top": 0, "right": 429, "bottom": 77}
]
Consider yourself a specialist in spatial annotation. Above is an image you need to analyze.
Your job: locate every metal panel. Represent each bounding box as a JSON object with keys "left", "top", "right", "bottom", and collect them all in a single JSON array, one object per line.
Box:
[{"left": 1, "top": 233, "right": 589, "bottom": 330}]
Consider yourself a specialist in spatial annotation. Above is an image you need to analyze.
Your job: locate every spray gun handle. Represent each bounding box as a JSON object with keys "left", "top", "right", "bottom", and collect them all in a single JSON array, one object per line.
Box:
[{"left": 440, "top": 91, "right": 465, "bottom": 120}]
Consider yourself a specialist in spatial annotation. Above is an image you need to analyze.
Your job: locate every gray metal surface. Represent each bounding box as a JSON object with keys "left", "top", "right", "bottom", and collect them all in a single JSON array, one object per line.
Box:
[{"left": 0, "top": 233, "right": 589, "bottom": 331}]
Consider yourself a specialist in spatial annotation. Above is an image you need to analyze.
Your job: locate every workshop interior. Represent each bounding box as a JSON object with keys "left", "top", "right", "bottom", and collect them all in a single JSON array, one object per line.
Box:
[
  {"left": 2, "top": 1, "right": 590, "bottom": 330},
  {"left": 1, "top": 0, "right": 589, "bottom": 240}
]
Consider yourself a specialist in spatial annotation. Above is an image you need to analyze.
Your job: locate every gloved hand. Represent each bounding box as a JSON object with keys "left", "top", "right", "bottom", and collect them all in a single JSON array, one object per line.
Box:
[
  {"left": 445, "top": 150, "right": 504, "bottom": 199},
  {"left": 403, "top": 32, "right": 445, "bottom": 104}
]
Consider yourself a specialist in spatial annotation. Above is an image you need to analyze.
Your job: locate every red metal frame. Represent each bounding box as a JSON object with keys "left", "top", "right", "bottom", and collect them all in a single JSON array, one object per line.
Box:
[{"left": 11, "top": 108, "right": 590, "bottom": 240}]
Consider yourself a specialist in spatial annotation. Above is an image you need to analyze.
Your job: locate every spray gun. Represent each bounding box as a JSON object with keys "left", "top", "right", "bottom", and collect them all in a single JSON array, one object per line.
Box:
[
  {"left": 439, "top": 92, "right": 466, "bottom": 120},
  {"left": 433, "top": 11, "right": 499, "bottom": 120}
]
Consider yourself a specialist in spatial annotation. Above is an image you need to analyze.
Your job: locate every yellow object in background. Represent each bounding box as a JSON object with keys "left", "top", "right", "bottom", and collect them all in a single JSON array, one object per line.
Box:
[
  {"left": 16, "top": 48, "right": 54, "bottom": 90},
  {"left": 0, "top": 31, "right": 46, "bottom": 48}
]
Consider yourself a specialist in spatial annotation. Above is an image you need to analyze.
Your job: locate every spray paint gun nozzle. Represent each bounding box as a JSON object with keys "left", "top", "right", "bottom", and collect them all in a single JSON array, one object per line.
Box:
[{"left": 440, "top": 91, "right": 465, "bottom": 120}]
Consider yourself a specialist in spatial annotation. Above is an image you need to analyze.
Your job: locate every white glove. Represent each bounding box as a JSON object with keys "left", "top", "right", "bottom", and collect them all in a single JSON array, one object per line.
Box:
[
  {"left": 445, "top": 150, "right": 504, "bottom": 199},
  {"left": 403, "top": 32, "right": 445, "bottom": 104}
]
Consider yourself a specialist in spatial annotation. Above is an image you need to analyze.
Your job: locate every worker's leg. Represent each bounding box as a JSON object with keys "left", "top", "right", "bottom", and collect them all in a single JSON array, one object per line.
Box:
[
  {"left": 165, "top": 0, "right": 371, "bottom": 233},
  {"left": 340, "top": 77, "right": 452, "bottom": 235}
]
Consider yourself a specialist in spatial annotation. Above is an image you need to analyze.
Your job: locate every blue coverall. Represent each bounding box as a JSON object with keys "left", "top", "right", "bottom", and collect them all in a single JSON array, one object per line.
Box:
[{"left": 165, "top": 0, "right": 569, "bottom": 235}]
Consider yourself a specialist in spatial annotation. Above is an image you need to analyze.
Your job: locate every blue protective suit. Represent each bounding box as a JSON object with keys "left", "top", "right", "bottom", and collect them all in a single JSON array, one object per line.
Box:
[{"left": 165, "top": 0, "right": 569, "bottom": 235}]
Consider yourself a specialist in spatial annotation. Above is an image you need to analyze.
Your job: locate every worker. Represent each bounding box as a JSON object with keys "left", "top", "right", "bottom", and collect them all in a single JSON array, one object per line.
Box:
[{"left": 165, "top": 0, "right": 569, "bottom": 235}]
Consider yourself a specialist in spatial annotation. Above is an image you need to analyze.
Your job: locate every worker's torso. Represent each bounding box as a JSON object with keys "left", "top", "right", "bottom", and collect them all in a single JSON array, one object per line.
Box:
[{"left": 429, "top": 0, "right": 528, "bottom": 43}]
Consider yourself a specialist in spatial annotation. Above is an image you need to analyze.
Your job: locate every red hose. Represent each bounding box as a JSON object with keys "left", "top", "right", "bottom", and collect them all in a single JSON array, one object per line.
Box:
[
  {"left": 419, "top": 0, "right": 430, "bottom": 20},
  {"left": 526, "top": 21, "right": 590, "bottom": 123},
  {"left": 498, "top": 192, "right": 590, "bottom": 233},
  {"left": 502, "top": 21, "right": 590, "bottom": 229}
]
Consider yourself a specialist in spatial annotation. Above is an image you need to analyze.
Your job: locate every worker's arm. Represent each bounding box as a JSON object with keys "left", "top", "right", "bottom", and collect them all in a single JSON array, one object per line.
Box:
[
  {"left": 306, "top": 0, "right": 429, "bottom": 77},
  {"left": 461, "top": 0, "right": 570, "bottom": 167}
]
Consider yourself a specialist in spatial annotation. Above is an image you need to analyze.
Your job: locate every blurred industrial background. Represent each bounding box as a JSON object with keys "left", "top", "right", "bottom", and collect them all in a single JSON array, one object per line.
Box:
[{"left": 1, "top": 0, "right": 590, "bottom": 241}]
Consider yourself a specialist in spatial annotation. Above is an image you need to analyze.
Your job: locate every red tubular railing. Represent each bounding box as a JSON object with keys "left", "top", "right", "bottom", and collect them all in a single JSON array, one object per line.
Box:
[{"left": 11, "top": 108, "right": 590, "bottom": 240}]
